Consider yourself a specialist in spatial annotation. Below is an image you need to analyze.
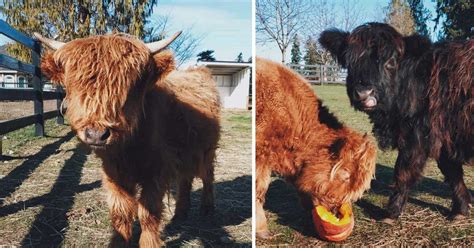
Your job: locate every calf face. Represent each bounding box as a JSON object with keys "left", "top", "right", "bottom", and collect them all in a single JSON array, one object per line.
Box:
[
  {"left": 295, "top": 134, "right": 376, "bottom": 210},
  {"left": 36, "top": 33, "right": 180, "bottom": 149},
  {"left": 319, "top": 23, "right": 430, "bottom": 113}
]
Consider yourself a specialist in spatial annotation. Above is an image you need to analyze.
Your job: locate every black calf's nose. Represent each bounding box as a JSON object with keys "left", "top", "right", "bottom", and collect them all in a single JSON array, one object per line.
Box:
[
  {"left": 84, "top": 128, "right": 110, "bottom": 145},
  {"left": 356, "top": 89, "right": 374, "bottom": 100}
]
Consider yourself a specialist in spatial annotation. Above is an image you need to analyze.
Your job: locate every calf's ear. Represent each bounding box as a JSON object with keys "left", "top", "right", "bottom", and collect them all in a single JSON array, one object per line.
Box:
[
  {"left": 319, "top": 29, "right": 349, "bottom": 67},
  {"left": 40, "top": 52, "right": 65, "bottom": 85},
  {"left": 153, "top": 50, "right": 176, "bottom": 80}
]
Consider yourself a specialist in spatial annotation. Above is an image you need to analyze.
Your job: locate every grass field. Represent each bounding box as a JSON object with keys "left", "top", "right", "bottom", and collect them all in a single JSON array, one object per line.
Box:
[
  {"left": 0, "top": 109, "right": 252, "bottom": 247},
  {"left": 257, "top": 85, "right": 474, "bottom": 247}
]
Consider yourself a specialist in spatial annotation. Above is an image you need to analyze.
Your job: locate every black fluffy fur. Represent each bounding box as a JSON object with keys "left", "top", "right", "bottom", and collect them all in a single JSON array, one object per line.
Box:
[{"left": 319, "top": 22, "right": 473, "bottom": 219}]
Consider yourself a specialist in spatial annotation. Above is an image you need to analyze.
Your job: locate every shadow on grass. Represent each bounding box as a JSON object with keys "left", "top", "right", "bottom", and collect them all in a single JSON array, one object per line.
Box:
[
  {"left": 264, "top": 163, "right": 474, "bottom": 236},
  {"left": 14, "top": 144, "right": 100, "bottom": 247},
  {"left": 0, "top": 132, "right": 75, "bottom": 205},
  {"left": 0, "top": 154, "right": 34, "bottom": 161},
  {"left": 264, "top": 179, "right": 317, "bottom": 239},
  {"left": 162, "top": 175, "right": 252, "bottom": 247},
  {"left": 359, "top": 164, "right": 474, "bottom": 219}
]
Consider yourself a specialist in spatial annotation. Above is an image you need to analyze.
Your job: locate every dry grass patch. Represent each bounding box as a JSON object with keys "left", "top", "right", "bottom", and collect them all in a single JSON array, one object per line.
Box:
[{"left": 0, "top": 109, "right": 251, "bottom": 247}]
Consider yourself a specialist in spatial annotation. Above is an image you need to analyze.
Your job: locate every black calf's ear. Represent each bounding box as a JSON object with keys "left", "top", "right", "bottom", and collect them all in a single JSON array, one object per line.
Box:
[
  {"left": 403, "top": 34, "right": 431, "bottom": 57},
  {"left": 319, "top": 29, "right": 349, "bottom": 67}
]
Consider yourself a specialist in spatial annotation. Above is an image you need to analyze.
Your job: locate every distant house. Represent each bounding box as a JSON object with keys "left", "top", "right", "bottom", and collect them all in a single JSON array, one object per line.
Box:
[
  {"left": 198, "top": 61, "right": 252, "bottom": 109},
  {"left": 0, "top": 45, "right": 31, "bottom": 88}
]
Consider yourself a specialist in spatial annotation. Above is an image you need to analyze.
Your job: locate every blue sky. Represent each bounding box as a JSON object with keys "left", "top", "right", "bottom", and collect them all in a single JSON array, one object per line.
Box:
[
  {"left": 153, "top": 0, "right": 252, "bottom": 66},
  {"left": 257, "top": 0, "right": 439, "bottom": 62}
]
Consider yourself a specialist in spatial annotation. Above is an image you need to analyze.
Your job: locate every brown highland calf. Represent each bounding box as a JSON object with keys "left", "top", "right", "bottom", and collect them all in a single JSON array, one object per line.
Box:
[
  {"left": 255, "top": 58, "right": 376, "bottom": 238},
  {"left": 34, "top": 32, "right": 220, "bottom": 247}
]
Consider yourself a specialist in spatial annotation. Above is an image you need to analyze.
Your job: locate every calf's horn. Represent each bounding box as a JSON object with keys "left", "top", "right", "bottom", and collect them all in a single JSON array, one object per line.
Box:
[
  {"left": 145, "top": 31, "right": 182, "bottom": 54},
  {"left": 33, "top": 32, "right": 65, "bottom": 50}
]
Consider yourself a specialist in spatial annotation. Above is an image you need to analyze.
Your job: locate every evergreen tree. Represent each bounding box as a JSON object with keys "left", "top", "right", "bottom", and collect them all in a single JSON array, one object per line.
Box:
[
  {"left": 290, "top": 35, "right": 302, "bottom": 65},
  {"left": 0, "top": 0, "right": 159, "bottom": 62},
  {"left": 236, "top": 52, "right": 244, "bottom": 62},
  {"left": 385, "top": 0, "right": 416, "bottom": 36},
  {"left": 197, "top": 50, "right": 216, "bottom": 62},
  {"left": 303, "top": 36, "right": 319, "bottom": 65},
  {"left": 407, "top": 0, "right": 431, "bottom": 37},
  {"left": 435, "top": 0, "right": 473, "bottom": 40}
]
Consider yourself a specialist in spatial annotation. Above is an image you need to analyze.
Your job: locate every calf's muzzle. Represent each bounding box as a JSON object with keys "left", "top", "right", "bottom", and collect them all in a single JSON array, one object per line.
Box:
[{"left": 84, "top": 127, "right": 110, "bottom": 146}]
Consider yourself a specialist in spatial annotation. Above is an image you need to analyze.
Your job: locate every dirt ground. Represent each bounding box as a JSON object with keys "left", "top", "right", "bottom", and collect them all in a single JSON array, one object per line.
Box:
[
  {"left": 257, "top": 85, "right": 473, "bottom": 247},
  {"left": 0, "top": 100, "right": 58, "bottom": 121},
  {"left": 0, "top": 109, "right": 252, "bottom": 247}
]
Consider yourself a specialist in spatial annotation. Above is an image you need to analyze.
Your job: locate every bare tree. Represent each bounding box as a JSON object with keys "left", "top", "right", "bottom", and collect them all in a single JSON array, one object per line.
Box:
[
  {"left": 309, "top": 0, "right": 365, "bottom": 65},
  {"left": 256, "top": 0, "right": 310, "bottom": 63},
  {"left": 145, "top": 16, "right": 203, "bottom": 67},
  {"left": 309, "top": 0, "right": 337, "bottom": 36},
  {"left": 307, "top": 0, "right": 337, "bottom": 66},
  {"left": 340, "top": 0, "right": 364, "bottom": 31}
]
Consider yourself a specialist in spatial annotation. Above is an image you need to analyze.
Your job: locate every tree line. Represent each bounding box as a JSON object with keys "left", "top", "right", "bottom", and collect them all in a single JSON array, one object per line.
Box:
[
  {"left": 0, "top": 0, "right": 200, "bottom": 67},
  {"left": 258, "top": 0, "right": 473, "bottom": 65}
]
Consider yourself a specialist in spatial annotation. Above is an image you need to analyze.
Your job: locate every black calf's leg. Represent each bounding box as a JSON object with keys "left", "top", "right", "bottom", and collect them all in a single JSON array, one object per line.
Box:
[
  {"left": 298, "top": 191, "right": 313, "bottom": 211},
  {"left": 437, "top": 151, "right": 470, "bottom": 218},
  {"left": 386, "top": 148, "right": 427, "bottom": 219}
]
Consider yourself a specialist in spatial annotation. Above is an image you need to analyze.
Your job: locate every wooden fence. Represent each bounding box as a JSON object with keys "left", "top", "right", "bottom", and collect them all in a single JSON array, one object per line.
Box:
[
  {"left": 0, "top": 19, "right": 65, "bottom": 158},
  {"left": 287, "top": 63, "right": 347, "bottom": 85}
]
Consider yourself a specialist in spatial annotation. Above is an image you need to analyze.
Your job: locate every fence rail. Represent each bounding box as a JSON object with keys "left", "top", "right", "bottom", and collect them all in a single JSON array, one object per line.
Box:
[
  {"left": 287, "top": 64, "right": 347, "bottom": 85},
  {"left": 0, "top": 19, "right": 65, "bottom": 158}
]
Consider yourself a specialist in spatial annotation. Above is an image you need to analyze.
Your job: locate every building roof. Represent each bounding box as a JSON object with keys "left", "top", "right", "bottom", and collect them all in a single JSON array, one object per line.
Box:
[{"left": 198, "top": 61, "right": 252, "bottom": 75}]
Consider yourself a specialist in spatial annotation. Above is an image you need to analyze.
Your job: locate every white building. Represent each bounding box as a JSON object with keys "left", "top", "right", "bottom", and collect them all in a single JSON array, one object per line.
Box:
[
  {"left": 0, "top": 45, "right": 31, "bottom": 88},
  {"left": 198, "top": 61, "right": 251, "bottom": 109},
  {"left": 0, "top": 66, "right": 31, "bottom": 88}
]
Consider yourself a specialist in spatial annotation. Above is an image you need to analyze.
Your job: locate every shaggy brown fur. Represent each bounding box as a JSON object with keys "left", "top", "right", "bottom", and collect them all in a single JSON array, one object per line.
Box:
[
  {"left": 40, "top": 34, "right": 220, "bottom": 247},
  {"left": 255, "top": 58, "right": 376, "bottom": 238}
]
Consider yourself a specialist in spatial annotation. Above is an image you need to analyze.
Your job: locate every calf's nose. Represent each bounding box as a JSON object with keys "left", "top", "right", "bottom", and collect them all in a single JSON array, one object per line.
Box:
[
  {"left": 84, "top": 127, "right": 110, "bottom": 145},
  {"left": 356, "top": 88, "right": 374, "bottom": 100}
]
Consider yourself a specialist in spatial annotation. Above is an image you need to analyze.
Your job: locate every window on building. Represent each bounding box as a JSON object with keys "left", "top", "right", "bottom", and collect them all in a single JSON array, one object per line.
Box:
[
  {"left": 5, "top": 75, "right": 14, "bottom": 88},
  {"left": 18, "top": 76, "right": 25, "bottom": 88}
]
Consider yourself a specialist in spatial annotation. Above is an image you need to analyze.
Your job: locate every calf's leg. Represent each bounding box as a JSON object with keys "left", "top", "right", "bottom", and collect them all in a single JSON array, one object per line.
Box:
[
  {"left": 173, "top": 175, "right": 193, "bottom": 220},
  {"left": 200, "top": 150, "right": 216, "bottom": 216},
  {"left": 138, "top": 181, "right": 165, "bottom": 247},
  {"left": 437, "top": 150, "right": 471, "bottom": 219},
  {"left": 256, "top": 162, "right": 272, "bottom": 239},
  {"left": 385, "top": 147, "right": 427, "bottom": 220},
  {"left": 103, "top": 175, "right": 137, "bottom": 247}
]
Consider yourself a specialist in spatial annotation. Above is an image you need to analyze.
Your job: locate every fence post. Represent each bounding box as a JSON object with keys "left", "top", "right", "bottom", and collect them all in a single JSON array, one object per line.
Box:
[
  {"left": 31, "top": 41, "right": 44, "bottom": 136},
  {"left": 320, "top": 64, "right": 324, "bottom": 86},
  {"left": 56, "top": 86, "right": 64, "bottom": 124},
  {"left": 0, "top": 136, "right": 3, "bottom": 160}
]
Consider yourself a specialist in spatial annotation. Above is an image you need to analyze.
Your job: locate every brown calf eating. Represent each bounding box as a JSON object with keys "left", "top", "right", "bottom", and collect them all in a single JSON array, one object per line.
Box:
[{"left": 256, "top": 58, "right": 376, "bottom": 239}]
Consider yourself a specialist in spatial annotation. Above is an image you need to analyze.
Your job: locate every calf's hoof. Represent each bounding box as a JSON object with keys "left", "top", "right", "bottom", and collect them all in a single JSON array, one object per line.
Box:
[
  {"left": 109, "top": 233, "right": 130, "bottom": 248},
  {"left": 172, "top": 211, "right": 188, "bottom": 221},
  {"left": 448, "top": 213, "right": 467, "bottom": 222},
  {"left": 256, "top": 230, "right": 272, "bottom": 239},
  {"left": 380, "top": 217, "right": 397, "bottom": 225},
  {"left": 172, "top": 208, "right": 189, "bottom": 221}
]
